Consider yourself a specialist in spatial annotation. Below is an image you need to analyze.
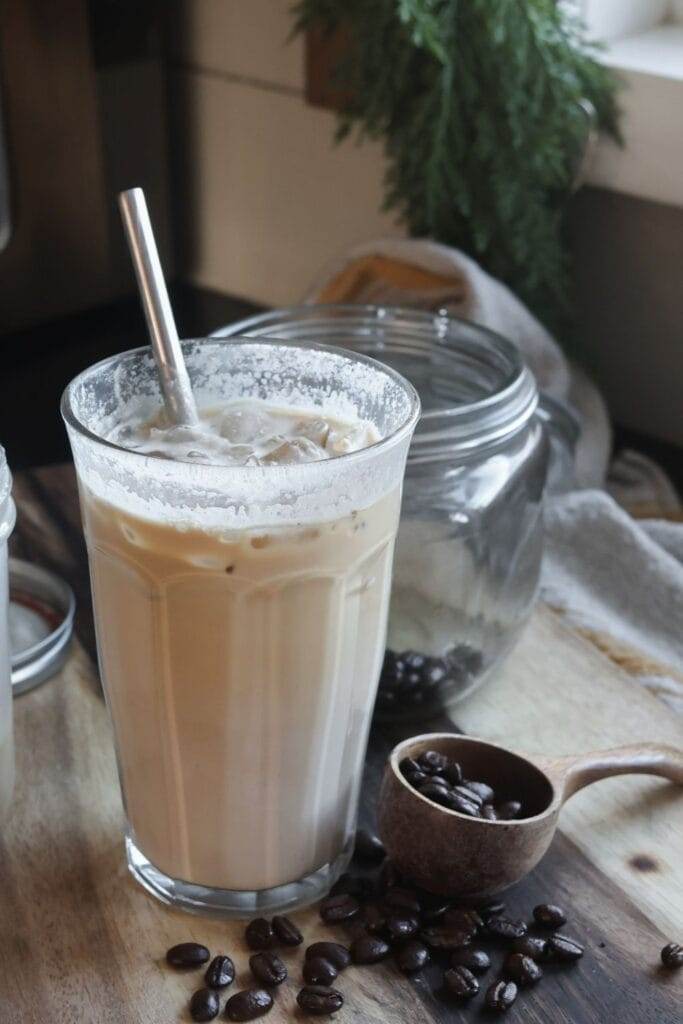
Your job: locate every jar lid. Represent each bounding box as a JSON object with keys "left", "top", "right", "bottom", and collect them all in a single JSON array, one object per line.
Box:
[{"left": 9, "top": 558, "right": 76, "bottom": 695}]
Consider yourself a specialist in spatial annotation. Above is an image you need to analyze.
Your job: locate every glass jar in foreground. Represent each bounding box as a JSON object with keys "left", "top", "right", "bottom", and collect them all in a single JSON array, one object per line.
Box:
[
  {"left": 0, "top": 447, "right": 16, "bottom": 819},
  {"left": 215, "top": 307, "right": 548, "bottom": 720},
  {"left": 62, "top": 338, "right": 419, "bottom": 914}
]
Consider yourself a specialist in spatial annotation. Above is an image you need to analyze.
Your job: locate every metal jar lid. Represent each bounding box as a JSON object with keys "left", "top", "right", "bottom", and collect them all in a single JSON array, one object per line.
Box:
[{"left": 9, "top": 558, "right": 75, "bottom": 695}]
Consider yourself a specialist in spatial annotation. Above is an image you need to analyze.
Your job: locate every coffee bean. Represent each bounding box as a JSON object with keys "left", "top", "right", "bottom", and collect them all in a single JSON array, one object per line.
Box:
[
  {"left": 420, "top": 926, "right": 472, "bottom": 952},
  {"left": 303, "top": 957, "right": 338, "bottom": 986},
  {"left": 462, "top": 779, "right": 495, "bottom": 804},
  {"left": 384, "top": 887, "right": 422, "bottom": 915},
  {"left": 305, "top": 942, "right": 351, "bottom": 971},
  {"left": 420, "top": 899, "right": 452, "bottom": 924},
  {"left": 417, "top": 750, "right": 449, "bottom": 775},
  {"left": 504, "top": 952, "right": 543, "bottom": 986},
  {"left": 533, "top": 903, "right": 567, "bottom": 928},
  {"left": 448, "top": 792, "right": 480, "bottom": 816},
  {"left": 404, "top": 769, "right": 430, "bottom": 788},
  {"left": 661, "top": 943, "right": 683, "bottom": 968},
  {"left": 297, "top": 985, "right": 344, "bottom": 1015},
  {"left": 443, "top": 761, "right": 463, "bottom": 786},
  {"left": 225, "top": 989, "right": 273, "bottom": 1021},
  {"left": 386, "top": 914, "right": 420, "bottom": 943},
  {"left": 480, "top": 900, "right": 506, "bottom": 920},
  {"left": 354, "top": 828, "right": 386, "bottom": 864},
  {"left": 166, "top": 942, "right": 210, "bottom": 968},
  {"left": 444, "top": 907, "right": 484, "bottom": 935},
  {"left": 204, "top": 954, "right": 235, "bottom": 989},
  {"left": 485, "top": 980, "right": 518, "bottom": 1012},
  {"left": 482, "top": 804, "right": 498, "bottom": 820},
  {"left": 189, "top": 987, "right": 220, "bottom": 1022},
  {"left": 453, "top": 784, "right": 484, "bottom": 808},
  {"left": 486, "top": 916, "right": 528, "bottom": 940},
  {"left": 350, "top": 935, "right": 391, "bottom": 964},
  {"left": 418, "top": 782, "right": 454, "bottom": 807},
  {"left": 450, "top": 948, "right": 491, "bottom": 974},
  {"left": 496, "top": 800, "right": 522, "bottom": 820},
  {"left": 249, "top": 952, "right": 287, "bottom": 987},
  {"left": 399, "top": 756, "right": 421, "bottom": 778},
  {"left": 361, "top": 903, "right": 387, "bottom": 934},
  {"left": 547, "top": 934, "right": 584, "bottom": 962},
  {"left": 320, "top": 893, "right": 361, "bottom": 924},
  {"left": 395, "top": 940, "right": 431, "bottom": 973},
  {"left": 271, "top": 915, "right": 303, "bottom": 947},
  {"left": 444, "top": 965, "right": 479, "bottom": 1000},
  {"left": 511, "top": 935, "right": 547, "bottom": 961},
  {"left": 245, "top": 918, "right": 275, "bottom": 951}
]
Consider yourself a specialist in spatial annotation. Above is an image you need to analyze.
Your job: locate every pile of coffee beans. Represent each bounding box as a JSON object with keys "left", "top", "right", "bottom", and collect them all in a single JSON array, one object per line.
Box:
[
  {"left": 164, "top": 828, "right": 681, "bottom": 1019},
  {"left": 375, "top": 645, "right": 483, "bottom": 717},
  {"left": 399, "top": 749, "right": 523, "bottom": 820}
]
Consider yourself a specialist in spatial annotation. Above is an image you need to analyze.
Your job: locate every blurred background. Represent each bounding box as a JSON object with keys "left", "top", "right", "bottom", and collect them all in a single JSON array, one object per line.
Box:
[{"left": 0, "top": 0, "right": 681, "bottom": 477}]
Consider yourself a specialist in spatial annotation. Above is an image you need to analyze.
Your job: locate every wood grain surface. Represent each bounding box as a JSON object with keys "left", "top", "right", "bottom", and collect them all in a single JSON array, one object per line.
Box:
[{"left": 1, "top": 464, "right": 682, "bottom": 1024}]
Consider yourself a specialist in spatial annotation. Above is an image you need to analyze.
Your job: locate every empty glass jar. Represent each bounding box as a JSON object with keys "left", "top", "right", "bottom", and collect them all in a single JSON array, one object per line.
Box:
[{"left": 215, "top": 306, "right": 548, "bottom": 719}]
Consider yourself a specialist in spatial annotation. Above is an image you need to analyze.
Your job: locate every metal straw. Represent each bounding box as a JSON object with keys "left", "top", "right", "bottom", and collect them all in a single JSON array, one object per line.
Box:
[{"left": 118, "top": 188, "right": 199, "bottom": 426}]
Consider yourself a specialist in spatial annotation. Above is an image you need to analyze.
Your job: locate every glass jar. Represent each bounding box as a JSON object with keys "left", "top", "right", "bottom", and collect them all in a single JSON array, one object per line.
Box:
[
  {"left": 214, "top": 307, "right": 548, "bottom": 719},
  {"left": 0, "top": 446, "right": 15, "bottom": 816}
]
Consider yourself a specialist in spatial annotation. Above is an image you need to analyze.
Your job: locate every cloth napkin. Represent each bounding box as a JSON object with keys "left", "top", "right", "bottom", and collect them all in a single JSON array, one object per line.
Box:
[{"left": 305, "top": 238, "right": 683, "bottom": 710}]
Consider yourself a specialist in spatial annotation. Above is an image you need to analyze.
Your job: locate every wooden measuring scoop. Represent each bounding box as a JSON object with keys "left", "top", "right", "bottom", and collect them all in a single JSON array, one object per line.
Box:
[{"left": 377, "top": 733, "right": 683, "bottom": 898}]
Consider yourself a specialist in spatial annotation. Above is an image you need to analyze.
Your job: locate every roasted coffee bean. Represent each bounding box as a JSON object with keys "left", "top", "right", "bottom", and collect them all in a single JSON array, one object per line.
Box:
[
  {"left": 362, "top": 903, "right": 387, "bottom": 934},
  {"left": 482, "top": 804, "right": 498, "bottom": 820},
  {"left": 383, "top": 887, "right": 422, "bottom": 915},
  {"left": 399, "top": 756, "right": 421, "bottom": 778},
  {"left": 297, "top": 985, "right": 344, "bottom": 1015},
  {"left": 448, "top": 792, "right": 480, "bottom": 816},
  {"left": 496, "top": 800, "right": 522, "bottom": 820},
  {"left": 303, "top": 957, "right": 338, "bottom": 986},
  {"left": 504, "top": 952, "right": 543, "bottom": 986},
  {"left": 305, "top": 942, "right": 352, "bottom": 971},
  {"left": 354, "top": 828, "right": 386, "bottom": 864},
  {"left": 249, "top": 952, "right": 287, "bottom": 987},
  {"left": 486, "top": 916, "right": 528, "bottom": 940},
  {"left": 485, "top": 980, "right": 518, "bottom": 1012},
  {"left": 166, "top": 942, "right": 210, "bottom": 968},
  {"left": 420, "top": 926, "right": 472, "bottom": 952},
  {"left": 480, "top": 900, "right": 506, "bottom": 920},
  {"left": 245, "top": 918, "right": 275, "bottom": 951},
  {"left": 452, "top": 784, "right": 483, "bottom": 808},
  {"left": 462, "top": 779, "right": 495, "bottom": 804},
  {"left": 350, "top": 935, "right": 391, "bottom": 964},
  {"left": 404, "top": 769, "right": 430, "bottom": 788},
  {"left": 320, "top": 893, "right": 361, "bottom": 924},
  {"left": 661, "top": 943, "right": 683, "bottom": 968},
  {"left": 386, "top": 914, "right": 420, "bottom": 943},
  {"left": 395, "top": 940, "right": 431, "bottom": 973},
  {"left": 444, "top": 907, "right": 484, "bottom": 935},
  {"left": 418, "top": 782, "right": 454, "bottom": 807},
  {"left": 450, "top": 947, "right": 491, "bottom": 974},
  {"left": 444, "top": 965, "right": 479, "bottom": 1000},
  {"left": 205, "top": 954, "right": 235, "bottom": 988},
  {"left": 420, "top": 899, "right": 452, "bottom": 924},
  {"left": 442, "top": 761, "right": 463, "bottom": 786},
  {"left": 547, "top": 934, "right": 584, "bottom": 962},
  {"left": 189, "top": 987, "right": 220, "bottom": 1022},
  {"left": 417, "top": 750, "right": 449, "bottom": 775},
  {"left": 271, "top": 915, "right": 303, "bottom": 947},
  {"left": 225, "top": 989, "right": 273, "bottom": 1021},
  {"left": 511, "top": 935, "right": 547, "bottom": 961},
  {"left": 533, "top": 903, "right": 567, "bottom": 928}
]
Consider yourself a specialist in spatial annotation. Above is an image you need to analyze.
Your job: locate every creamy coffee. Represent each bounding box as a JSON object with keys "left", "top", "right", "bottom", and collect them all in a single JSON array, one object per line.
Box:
[{"left": 82, "top": 402, "right": 400, "bottom": 892}]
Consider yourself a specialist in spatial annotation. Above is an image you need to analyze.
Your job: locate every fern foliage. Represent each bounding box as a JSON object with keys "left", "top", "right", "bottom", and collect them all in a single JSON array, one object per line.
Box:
[{"left": 293, "top": 0, "right": 621, "bottom": 334}]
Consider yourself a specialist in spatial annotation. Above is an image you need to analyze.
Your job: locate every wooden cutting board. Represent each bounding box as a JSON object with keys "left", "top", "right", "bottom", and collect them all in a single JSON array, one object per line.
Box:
[{"left": 1, "top": 464, "right": 681, "bottom": 1024}]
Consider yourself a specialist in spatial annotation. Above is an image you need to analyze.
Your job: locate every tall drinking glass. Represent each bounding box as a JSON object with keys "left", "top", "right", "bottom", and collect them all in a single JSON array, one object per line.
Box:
[{"left": 62, "top": 338, "right": 419, "bottom": 915}]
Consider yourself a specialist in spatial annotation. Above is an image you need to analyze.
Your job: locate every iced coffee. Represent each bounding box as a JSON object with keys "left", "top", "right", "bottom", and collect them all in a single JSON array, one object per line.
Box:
[{"left": 63, "top": 339, "right": 418, "bottom": 914}]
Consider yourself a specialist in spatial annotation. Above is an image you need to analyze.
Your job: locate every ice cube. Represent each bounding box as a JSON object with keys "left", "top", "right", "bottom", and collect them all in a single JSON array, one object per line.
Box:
[
  {"left": 294, "top": 417, "right": 330, "bottom": 447},
  {"left": 327, "top": 424, "right": 370, "bottom": 455},
  {"left": 220, "top": 406, "right": 271, "bottom": 444},
  {"left": 260, "top": 437, "right": 328, "bottom": 465}
]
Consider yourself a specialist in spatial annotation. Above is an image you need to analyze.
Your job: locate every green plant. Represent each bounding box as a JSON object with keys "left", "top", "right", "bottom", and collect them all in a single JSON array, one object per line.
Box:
[{"left": 293, "top": 0, "right": 621, "bottom": 334}]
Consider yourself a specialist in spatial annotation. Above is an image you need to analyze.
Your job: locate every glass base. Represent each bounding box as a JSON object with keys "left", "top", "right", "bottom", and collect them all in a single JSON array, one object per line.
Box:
[{"left": 125, "top": 834, "right": 353, "bottom": 918}]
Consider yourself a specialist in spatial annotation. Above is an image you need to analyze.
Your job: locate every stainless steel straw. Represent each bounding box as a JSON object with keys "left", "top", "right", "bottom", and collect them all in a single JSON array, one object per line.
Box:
[{"left": 118, "top": 187, "right": 199, "bottom": 426}]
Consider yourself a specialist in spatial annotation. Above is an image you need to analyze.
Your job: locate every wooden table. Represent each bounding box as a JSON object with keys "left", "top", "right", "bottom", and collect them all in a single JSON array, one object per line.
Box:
[{"left": 2, "top": 464, "right": 682, "bottom": 1023}]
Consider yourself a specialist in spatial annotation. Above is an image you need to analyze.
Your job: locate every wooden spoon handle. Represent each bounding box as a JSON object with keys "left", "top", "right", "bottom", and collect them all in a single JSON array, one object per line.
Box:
[{"left": 542, "top": 743, "right": 683, "bottom": 802}]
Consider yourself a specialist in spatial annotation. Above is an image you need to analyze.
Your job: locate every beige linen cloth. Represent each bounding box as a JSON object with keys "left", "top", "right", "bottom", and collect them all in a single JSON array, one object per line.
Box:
[{"left": 305, "top": 238, "right": 683, "bottom": 711}]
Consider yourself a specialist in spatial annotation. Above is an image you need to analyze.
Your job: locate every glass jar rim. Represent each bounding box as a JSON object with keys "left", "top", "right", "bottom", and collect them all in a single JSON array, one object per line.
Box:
[
  {"left": 212, "top": 305, "right": 538, "bottom": 457},
  {"left": 61, "top": 335, "right": 421, "bottom": 473}
]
